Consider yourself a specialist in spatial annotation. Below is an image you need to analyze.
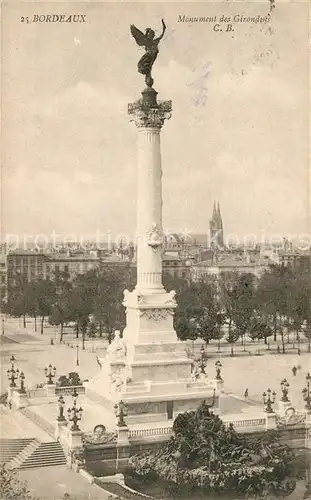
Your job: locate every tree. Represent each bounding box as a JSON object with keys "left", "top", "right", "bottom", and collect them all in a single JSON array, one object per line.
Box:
[
  {"left": 91, "top": 265, "right": 136, "bottom": 340},
  {"left": 219, "top": 272, "right": 256, "bottom": 352},
  {"left": 289, "top": 263, "right": 311, "bottom": 353},
  {"left": 171, "top": 281, "right": 223, "bottom": 344},
  {"left": 6, "top": 275, "right": 31, "bottom": 328},
  {"left": 129, "top": 403, "right": 296, "bottom": 498},
  {"left": 0, "top": 464, "right": 38, "bottom": 500},
  {"left": 249, "top": 318, "right": 273, "bottom": 345},
  {"left": 255, "top": 265, "right": 295, "bottom": 346},
  {"left": 32, "top": 279, "right": 57, "bottom": 334}
]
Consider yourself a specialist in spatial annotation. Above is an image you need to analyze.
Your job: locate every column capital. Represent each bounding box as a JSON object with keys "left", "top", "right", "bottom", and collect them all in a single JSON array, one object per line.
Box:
[{"left": 128, "top": 91, "right": 172, "bottom": 129}]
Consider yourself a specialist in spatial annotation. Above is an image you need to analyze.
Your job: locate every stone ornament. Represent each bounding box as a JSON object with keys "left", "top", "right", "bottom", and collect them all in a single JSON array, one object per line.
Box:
[
  {"left": 109, "top": 365, "right": 131, "bottom": 393},
  {"left": 145, "top": 223, "right": 163, "bottom": 250},
  {"left": 140, "top": 308, "right": 172, "bottom": 321},
  {"left": 276, "top": 407, "right": 306, "bottom": 427},
  {"left": 165, "top": 290, "right": 177, "bottom": 305},
  {"left": 137, "top": 293, "right": 144, "bottom": 304},
  {"left": 128, "top": 100, "right": 172, "bottom": 129},
  {"left": 83, "top": 424, "right": 117, "bottom": 445}
]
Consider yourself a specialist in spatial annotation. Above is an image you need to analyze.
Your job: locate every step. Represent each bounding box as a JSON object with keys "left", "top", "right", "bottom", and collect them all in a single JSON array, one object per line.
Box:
[
  {"left": 22, "top": 459, "right": 67, "bottom": 467},
  {"left": 22, "top": 457, "right": 67, "bottom": 465},
  {"left": 7, "top": 439, "right": 41, "bottom": 469},
  {"left": 19, "top": 460, "right": 67, "bottom": 468}
]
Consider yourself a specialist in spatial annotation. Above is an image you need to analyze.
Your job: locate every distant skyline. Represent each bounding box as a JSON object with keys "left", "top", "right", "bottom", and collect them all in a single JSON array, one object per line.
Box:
[{"left": 1, "top": 2, "right": 310, "bottom": 241}]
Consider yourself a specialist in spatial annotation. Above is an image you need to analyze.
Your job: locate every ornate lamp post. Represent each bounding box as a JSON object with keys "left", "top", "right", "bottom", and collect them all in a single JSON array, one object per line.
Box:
[
  {"left": 67, "top": 388, "right": 83, "bottom": 431},
  {"left": 10, "top": 355, "right": 16, "bottom": 370},
  {"left": 45, "top": 364, "right": 56, "bottom": 385},
  {"left": 280, "top": 378, "right": 290, "bottom": 402},
  {"left": 198, "top": 345, "right": 208, "bottom": 374},
  {"left": 19, "top": 371, "right": 26, "bottom": 394},
  {"left": 7, "top": 366, "right": 19, "bottom": 387},
  {"left": 215, "top": 360, "right": 223, "bottom": 380},
  {"left": 302, "top": 372, "right": 311, "bottom": 411},
  {"left": 57, "top": 395, "right": 66, "bottom": 422},
  {"left": 114, "top": 400, "right": 128, "bottom": 427},
  {"left": 263, "top": 388, "right": 276, "bottom": 413},
  {"left": 76, "top": 345, "right": 79, "bottom": 367}
]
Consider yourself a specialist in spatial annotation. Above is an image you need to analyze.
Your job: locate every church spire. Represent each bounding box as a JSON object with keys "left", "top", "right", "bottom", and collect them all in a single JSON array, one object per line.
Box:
[
  {"left": 212, "top": 201, "right": 217, "bottom": 219},
  {"left": 217, "top": 202, "right": 221, "bottom": 218}
]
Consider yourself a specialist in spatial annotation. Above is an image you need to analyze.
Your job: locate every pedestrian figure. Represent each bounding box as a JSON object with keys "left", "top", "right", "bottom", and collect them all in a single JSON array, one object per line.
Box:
[
  {"left": 292, "top": 366, "right": 297, "bottom": 376},
  {"left": 244, "top": 388, "right": 249, "bottom": 400},
  {"left": 96, "top": 355, "right": 102, "bottom": 370}
]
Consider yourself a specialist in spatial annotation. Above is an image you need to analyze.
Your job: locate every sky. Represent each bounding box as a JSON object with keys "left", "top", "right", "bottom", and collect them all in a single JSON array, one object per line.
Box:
[{"left": 1, "top": 1, "right": 310, "bottom": 244}]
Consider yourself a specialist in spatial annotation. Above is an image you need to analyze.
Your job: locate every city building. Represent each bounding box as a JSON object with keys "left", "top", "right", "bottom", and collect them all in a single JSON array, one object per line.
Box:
[
  {"left": 0, "top": 255, "right": 7, "bottom": 303},
  {"left": 162, "top": 251, "right": 192, "bottom": 280},
  {"left": 191, "top": 253, "right": 272, "bottom": 282}
]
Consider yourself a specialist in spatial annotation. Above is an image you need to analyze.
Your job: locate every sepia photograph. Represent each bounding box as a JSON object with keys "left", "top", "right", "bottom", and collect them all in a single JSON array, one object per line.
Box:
[{"left": 0, "top": 1, "right": 310, "bottom": 499}]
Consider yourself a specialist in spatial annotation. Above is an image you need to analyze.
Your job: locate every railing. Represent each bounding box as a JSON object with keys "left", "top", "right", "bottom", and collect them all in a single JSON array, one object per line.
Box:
[
  {"left": 55, "top": 385, "right": 85, "bottom": 396},
  {"left": 26, "top": 389, "right": 46, "bottom": 398},
  {"left": 224, "top": 418, "right": 265, "bottom": 428},
  {"left": 129, "top": 427, "right": 173, "bottom": 439}
]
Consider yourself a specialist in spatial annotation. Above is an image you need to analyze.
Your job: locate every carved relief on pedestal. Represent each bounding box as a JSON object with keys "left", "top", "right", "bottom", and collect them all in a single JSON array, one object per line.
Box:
[
  {"left": 109, "top": 364, "right": 131, "bottom": 394},
  {"left": 140, "top": 308, "right": 173, "bottom": 321},
  {"left": 145, "top": 223, "right": 163, "bottom": 250}
]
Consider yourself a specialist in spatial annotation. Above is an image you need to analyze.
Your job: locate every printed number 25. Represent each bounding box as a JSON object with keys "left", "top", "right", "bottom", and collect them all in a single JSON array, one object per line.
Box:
[{"left": 20, "top": 17, "right": 30, "bottom": 23}]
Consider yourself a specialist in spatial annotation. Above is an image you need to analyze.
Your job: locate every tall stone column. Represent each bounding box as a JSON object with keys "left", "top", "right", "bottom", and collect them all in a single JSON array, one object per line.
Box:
[
  {"left": 129, "top": 89, "right": 172, "bottom": 292},
  {"left": 122, "top": 89, "right": 178, "bottom": 365},
  {"left": 92, "top": 86, "right": 217, "bottom": 427}
]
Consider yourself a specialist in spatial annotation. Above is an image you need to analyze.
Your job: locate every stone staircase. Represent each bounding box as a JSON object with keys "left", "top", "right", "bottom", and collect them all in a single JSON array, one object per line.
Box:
[
  {"left": 7, "top": 439, "right": 41, "bottom": 469},
  {"left": 0, "top": 438, "right": 34, "bottom": 464},
  {"left": 18, "top": 442, "right": 67, "bottom": 469}
]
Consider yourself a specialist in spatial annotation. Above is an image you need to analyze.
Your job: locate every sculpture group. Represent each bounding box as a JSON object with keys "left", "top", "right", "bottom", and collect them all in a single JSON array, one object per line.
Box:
[{"left": 130, "top": 19, "right": 166, "bottom": 87}]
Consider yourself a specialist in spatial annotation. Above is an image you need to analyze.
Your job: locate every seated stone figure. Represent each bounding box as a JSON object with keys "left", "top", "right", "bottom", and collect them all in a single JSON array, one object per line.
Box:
[{"left": 106, "top": 330, "right": 127, "bottom": 362}]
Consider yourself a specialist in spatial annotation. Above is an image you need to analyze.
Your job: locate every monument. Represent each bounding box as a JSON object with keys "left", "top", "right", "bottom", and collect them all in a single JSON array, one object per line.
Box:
[{"left": 92, "top": 21, "right": 218, "bottom": 426}]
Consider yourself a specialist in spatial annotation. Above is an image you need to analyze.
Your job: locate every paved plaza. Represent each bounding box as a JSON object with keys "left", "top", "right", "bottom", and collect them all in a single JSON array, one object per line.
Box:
[
  {"left": 1, "top": 315, "right": 310, "bottom": 439},
  {"left": 18, "top": 465, "right": 110, "bottom": 500}
]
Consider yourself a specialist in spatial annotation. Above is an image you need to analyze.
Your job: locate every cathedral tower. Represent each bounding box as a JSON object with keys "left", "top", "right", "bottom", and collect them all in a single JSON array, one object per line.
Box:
[{"left": 209, "top": 201, "right": 224, "bottom": 248}]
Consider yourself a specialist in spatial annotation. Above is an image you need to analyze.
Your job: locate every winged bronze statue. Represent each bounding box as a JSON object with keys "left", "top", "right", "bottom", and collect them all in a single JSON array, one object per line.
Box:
[{"left": 130, "top": 19, "right": 166, "bottom": 87}]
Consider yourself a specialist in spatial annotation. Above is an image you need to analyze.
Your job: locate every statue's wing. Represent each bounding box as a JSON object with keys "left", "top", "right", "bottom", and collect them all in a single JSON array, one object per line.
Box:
[{"left": 130, "top": 25, "right": 147, "bottom": 46}]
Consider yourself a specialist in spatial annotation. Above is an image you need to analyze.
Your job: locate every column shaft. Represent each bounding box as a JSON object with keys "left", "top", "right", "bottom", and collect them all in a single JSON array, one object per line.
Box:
[{"left": 136, "top": 128, "right": 163, "bottom": 291}]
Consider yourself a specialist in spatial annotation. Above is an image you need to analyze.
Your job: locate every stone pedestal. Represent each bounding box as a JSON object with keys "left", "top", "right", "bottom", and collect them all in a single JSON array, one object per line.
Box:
[
  {"left": 55, "top": 419, "right": 68, "bottom": 441},
  {"left": 117, "top": 426, "right": 129, "bottom": 447},
  {"left": 210, "top": 378, "right": 224, "bottom": 393},
  {"left": 66, "top": 429, "right": 84, "bottom": 451},
  {"left": 277, "top": 400, "right": 293, "bottom": 417},
  {"left": 12, "top": 390, "right": 28, "bottom": 409},
  {"left": 265, "top": 412, "right": 277, "bottom": 430},
  {"left": 7, "top": 386, "right": 17, "bottom": 403}
]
